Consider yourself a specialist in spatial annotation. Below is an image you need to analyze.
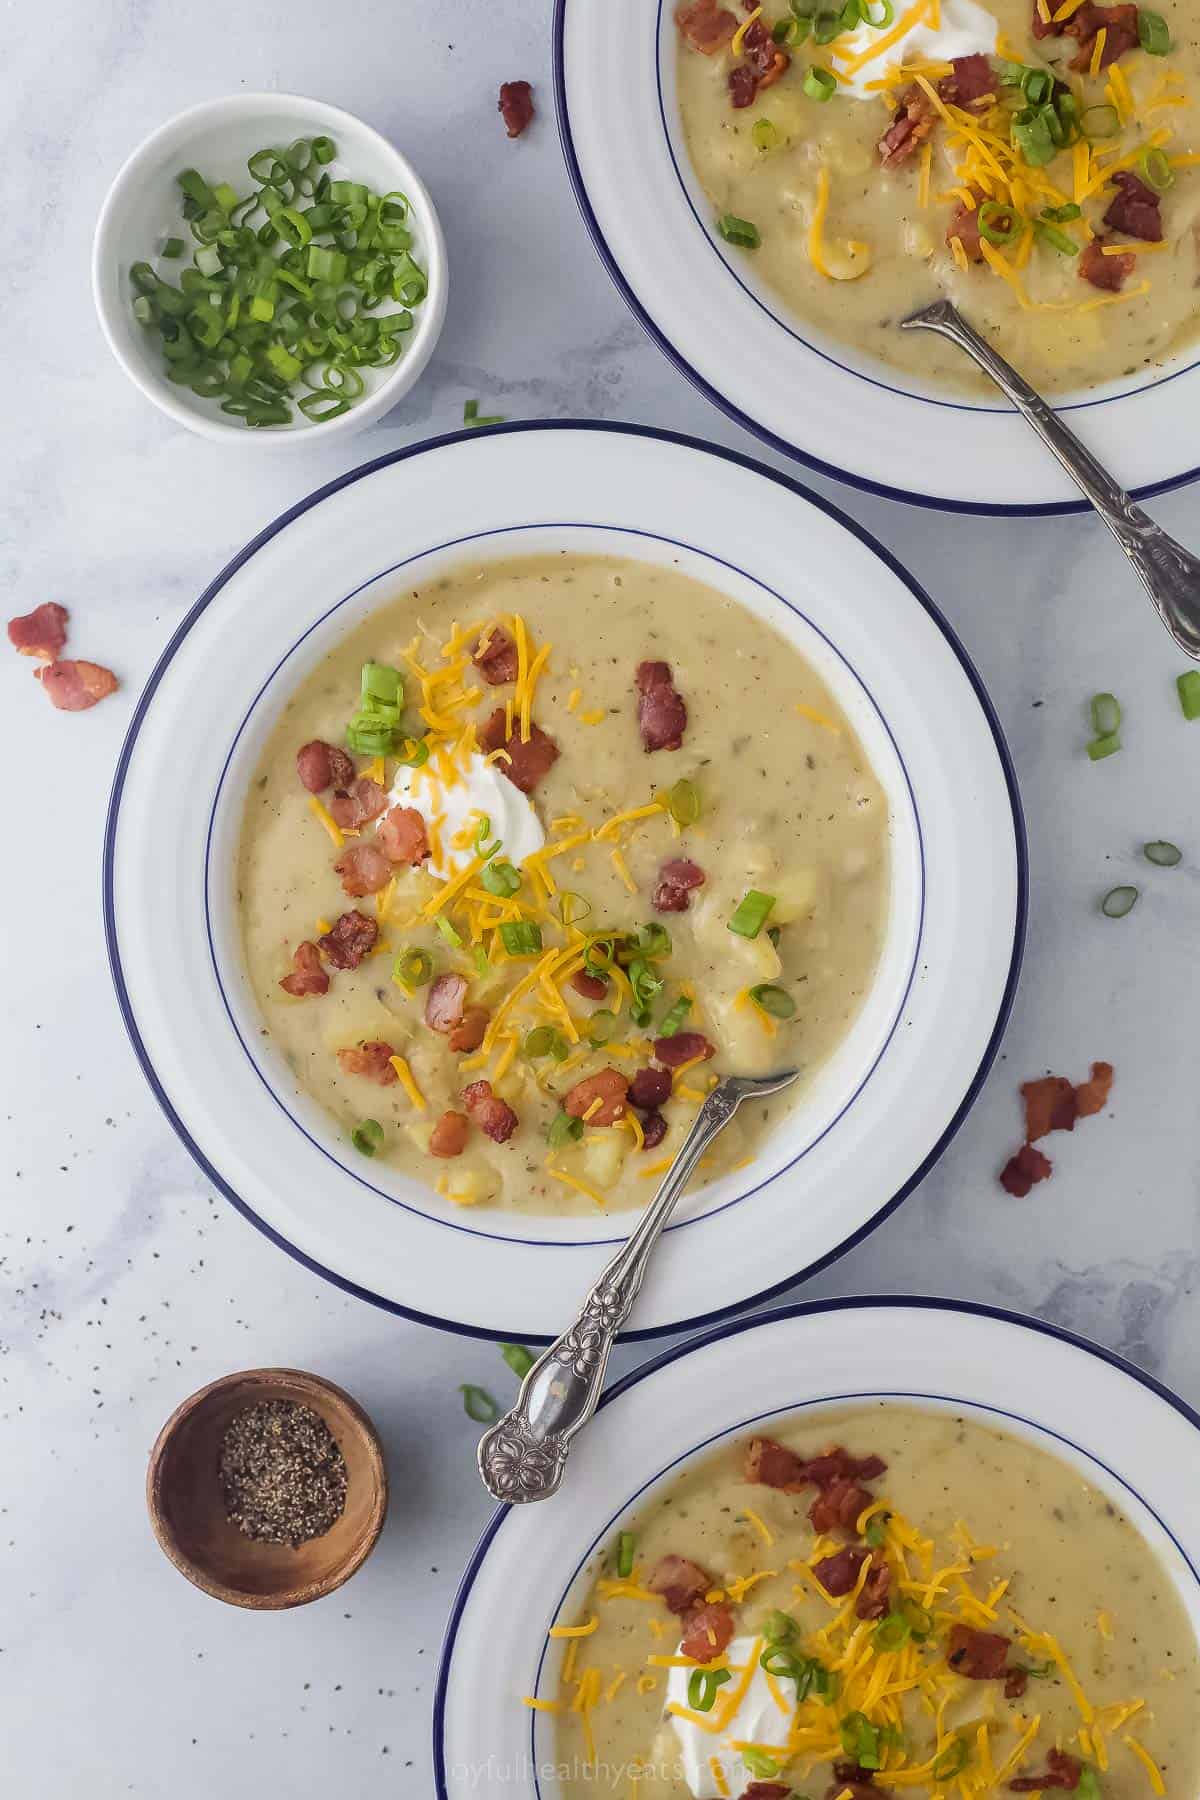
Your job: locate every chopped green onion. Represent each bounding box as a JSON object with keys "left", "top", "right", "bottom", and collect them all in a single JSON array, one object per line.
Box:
[
  {"left": 978, "top": 201, "right": 1022, "bottom": 245},
  {"left": 500, "top": 920, "right": 543, "bottom": 956},
  {"left": 463, "top": 397, "right": 507, "bottom": 427},
  {"left": 865, "top": 1513, "right": 890, "bottom": 1548},
  {"left": 473, "top": 945, "right": 490, "bottom": 977},
  {"left": 178, "top": 167, "right": 219, "bottom": 212},
  {"left": 839, "top": 0, "right": 861, "bottom": 20},
  {"left": 729, "top": 889, "right": 776, "bottom": 939},
  {"left": 1140, "top": 145, "right": 1175, "bottom": 189},
  {"left": 500, "top": 1342, "right": 535, "bottom": 1379},
  {"left": 741, "top": 1749, "right": 781, "bottom": 1780},
  {"left": 362, "top": 661, "right": 402, "bottom": 706},
  {"left": 774, "top": 13, "right": 805, "bottom": 39},
  {"left": 161, "top": 235, "right": 186, "bottom": 259},
  {"left": 1178, "top": 670, "right": 1200, "bottom": 720},
  {"left": 627, "top": 956, "right": 665, "bottom": 1015},
  {"left": 1081, "top": 103, "right": 1120, "bottom": 139},
  {"left": 1138, "top": 7, "right": 1171, "bottom": 51},
  {"left": 1101, "top": 884, "right": 1139, "bottom": 918},
  {"left": 481, "top": 860, "right": 521, "bottom": 898},
  {"left": 933, "top": 1739, "right": 970, "bottom": 1781},
  {"left": 1022, "top": 67, "right": 1052, "bottom": 104},
  {"left": 1041, "top": 202, "right": 1082, "bottom": 223},
  {"left": 1090, "top": 691, "right": 1121, "bottom": 736},
  {"left": 667, "top": 778, "right": 701, "bottom": 826},
  {"left": 585, "top": 937, "right": 615, "bottom": 976},
  {"left": 1077, "top": 1768, "right": 1102, "bottom": 1800},
  {"left": 559, "top": 890, "right": 591, "bottom": 926},
  {"left": 351, "top": 1118, "right": 384, "bottom": 1157},
  {"left": 588, "top": 1009, "right": 618, "bottom": 1046},
  {"left": 459, "top": 1384, "right": 499, "bottom": 1424},
  {"left": 752, "top": 117, "right": 781, "bottom": 150},
  {"left": 393, "top": 948, "right": 433, "bottom": 990},
  {"left": 548, "top": 1110, "right": 584, "bottom": 1149},
  {"left": 717, "top": 212, "right": 762, "bottom": 248},
  {"left": 791, "top": 0, "right": 817, "bottom": 30},
  {"left": 617, "top": 1531, "right": 636, "bottom": 1578},
  {"left": 813, "top": 8, "right": 843, "bottom": 39},
  {"left": 638, "top": 922, "right": 672, "bottom": 959},
  {"left": 874, "top": 1611, "right": 911, "bottom": 1651},
  {"left": 863, "top": 0, "right": 895, "bottom": 22},
  {"left": 313, "top": 134, "right": 336, "bottom": 164},
  {"left": 902, "top": 1602, "right": 933, "bottom": 1641},
  {"left": 804, "top": 65, "right": 838, "bottom": 100},
  {"left": 687, "top": 1666, "right": 733, "bottom": 1714},
  {"left": 1012, "top": 108, "right": 1057, "bottom": 165},
  {"left": 435, "top": 915, "right": 463, "bottom": 948},
  {"left": 1144, "top": 839, "right": 1182, "bottom": 866},
  {"left": 524, "top": 1026, "right": 568, "bottom": 1061},
  {"left": 1035, "top": 221, "right": 1079, "bottom": 255},
  {"left": 1087, "top": 732, "right": 1122, "bottom": 761},
  {"left": 396, "top": 736, "right": 431, "bottom": 768},
  {"left": 474, "top": 813, "right": 495, "bottom": 854},
  {"left": 658, "top": 996, "right": 693, "bottom": 1037},
  {"left": 762, "top": 1609, "right": 797, "bottom": 1644},
  {"left": 247, "top": 147, "right": 290, "bottom": 187},
  {"left": 840, "top": 1713, "right": 881, "bottom": 1771}
]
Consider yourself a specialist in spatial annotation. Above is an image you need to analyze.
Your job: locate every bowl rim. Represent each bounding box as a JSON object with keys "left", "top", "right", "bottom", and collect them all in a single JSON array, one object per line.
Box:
[
  {"left": 552, "top": 0, "right": 1200, "bottom": 518},
  {"left": 103, "top": 419, "right": 1028, "bottom": 1342},
  {"left": 431, "top": 1293, "right": 1200, "bottom": 1797},
  {"left": 90, "top": 90, "right": 447, "bottom": 447}
]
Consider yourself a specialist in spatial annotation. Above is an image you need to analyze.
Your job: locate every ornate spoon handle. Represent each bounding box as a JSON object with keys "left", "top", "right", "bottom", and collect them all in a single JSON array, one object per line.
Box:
[
  {"left": 476, "top": 1070, "right": 798, "bottom": 1503},
  {"left": 902, "top": 299, "right": 1200, "bottom": 660}
]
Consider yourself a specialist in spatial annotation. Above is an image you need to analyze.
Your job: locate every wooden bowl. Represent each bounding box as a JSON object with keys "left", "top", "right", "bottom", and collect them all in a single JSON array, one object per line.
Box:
[{"left": 147, "top": 1368, "right": 388, "bottom": 1609}]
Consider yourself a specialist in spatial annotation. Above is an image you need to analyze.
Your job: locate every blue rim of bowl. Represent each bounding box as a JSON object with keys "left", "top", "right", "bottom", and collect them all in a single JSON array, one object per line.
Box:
[
  {"left": 431, "top": 1293, "right": 1200, "bottom": 1799},
  {"left": 552, "top": 0, "right": 1200, "bottom": 518},
  {"left": 103, "top": 419, "right": 1028, "bottom": 1343}
]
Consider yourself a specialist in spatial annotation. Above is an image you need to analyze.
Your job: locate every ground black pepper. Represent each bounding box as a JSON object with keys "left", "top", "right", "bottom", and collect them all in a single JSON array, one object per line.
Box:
[{"left": 219, "top": 1399, "right": 348, "bottom": 1547}]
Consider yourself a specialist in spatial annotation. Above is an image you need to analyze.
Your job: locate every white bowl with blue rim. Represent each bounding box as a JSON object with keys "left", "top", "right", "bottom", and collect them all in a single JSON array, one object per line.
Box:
[
  {"left": 553, "top": 0, "right": 1200, "bottom": 514},
  {"left": 434, "top": 1296, "right": 1200, "bottom": 1795},
  {"left": 104, "top": 422, "right": 1024, "bottom": 1340},
  {"left": 91, "top": 93, "right": 447, "bottom": 446}
]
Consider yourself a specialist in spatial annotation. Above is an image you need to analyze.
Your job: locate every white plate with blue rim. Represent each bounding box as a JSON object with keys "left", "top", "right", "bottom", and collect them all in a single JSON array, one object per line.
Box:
[
  {"left": 433, "top": 1296, "right": 1200, "bottom": 1795},
  {"left": 553, "top": 0, "right": 1200, "bottom": 515},
  {"left": 104, "top": 422, "right": 1024, "bottom": 1341}
]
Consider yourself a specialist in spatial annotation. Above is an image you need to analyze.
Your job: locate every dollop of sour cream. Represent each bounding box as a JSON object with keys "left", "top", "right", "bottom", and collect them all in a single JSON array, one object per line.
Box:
[
  {"left": 385, "top": 750, "right": 545, "bottom": 882},
  {"left": 666, "top": 1636, "right": 792, "bottom": 1800},
  {"left": 835, "top": 0, "right": 999, "bottom": 98}
]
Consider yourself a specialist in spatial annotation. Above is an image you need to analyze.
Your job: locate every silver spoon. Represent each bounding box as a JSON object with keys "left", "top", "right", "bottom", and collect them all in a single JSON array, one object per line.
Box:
[
  {"left": 476, "top": 1069, "right": 800, "bottom": 1504},
  {"left": 901, "top": 299, "right": 1200, "bottom": 660}
]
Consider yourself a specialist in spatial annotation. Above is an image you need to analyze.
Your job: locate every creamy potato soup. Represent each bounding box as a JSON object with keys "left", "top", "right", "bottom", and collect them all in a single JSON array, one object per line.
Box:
[
  {"left": 551, "top": 1405, "right": 1200, "bottom": 1799},
  {"left": 675, "top": 0, "right": 1200, "bottom": 394},
  {"left": 236, "top": 554, "right": 888, "bottom": 1216}
]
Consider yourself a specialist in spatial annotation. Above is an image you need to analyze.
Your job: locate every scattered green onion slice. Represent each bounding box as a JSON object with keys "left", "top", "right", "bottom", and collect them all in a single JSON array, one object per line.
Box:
[
  {"left": 500, "top": 920, "right": 543, "bottom": 956},
  {"left": 1144, "top": 839, "right": 1182, "bottom": 866},
  {"left": 161, "top": 235, "right": 186, "bottom": 259},
  {"left": 474, "top": 945, "right": 490, "bottom": 977},
  {"left": 790, "top": 1, "right": 816, "bottom": 33},
  {"left": 1101, "top": 884, "right": 1139, "bottom": 918},
  {"left": 1080, "top": 103, "right": 1120, "bottom": 139},
  {"left": 396, "top": 736, "right": 431, "bottom": 768},
  {"left": 617, "top": 1531, "right": 637, "bottom": 1578},
  {"left": 840, "top": 1712, "right": 881, "bottom": 1771},
  {"left": 559, "top": 890, "right": 592, "bottom": 926},
  {"left": 874, "top": 1611, "right": 912, "bottom": 1651},
  {"left": 1087, "top": 732, "right": 1122, "bottom": 761},
  {"left": 762, "top": 1609, "right": 797, "bottom": 1645},
  {"left": 588, "top": 1009, "right": 618, "bottom": 1047},
  {"left": 481, "top": 860, "right": 521, "bottom": 898},
  {"left": 1140, "top": 145, "right": 1175, "bottom": 190},
  {"left": 639, "top": 922, "right": 672, "bottom": 959},
  {"left": 717, "top": 212, "right": 762, "bottom": 248},
  {"left": 1090, "top": 691, "right": 1121, "bottom": 737},
  {"left": 813, "top": 8, "right": 843, "bottom": 39},
  {"left": 362, "top": 661, "right": 402, "bottom": 706},
  {"left": 1077, "top": 1768, "right": 1102, "bottom": 1800},
  {"left": 500, "top": 1342, "right": 535, "bottom": 1379},
  {"left": 1035, "top": 221, "right": 1079, "bottom": 255},
  {"left": 393, "top": 948, "right": 434, "bottom": 990},
  {"left": 865, "top": 1512, "right": 890, "bottom": 1548},
  {"left": 313, "top": 134, "right": 336, "bottom": 164},
  {"left": 1041, "top": 202, "right": 1082, "bottom": 223},
  {"left": 933, "top": 1739, "right": 970, "bottom": 1781},
  {"left": 585, "top": 936, "right": 616, "bottom": 975},
  {"left": 773, "top": 14, "right": 804, "bottom": 40},
  {"left": 525, "top": 1026, "right": 568, "bottom": 1061},
  {"left": 435, "top": 915, "right": 463, "bottom": 949},
  {"left": 1138, "top": 7, "right": 1171, "bottom": 51},
  {"left": 902, "top": 1602, "right": 934, "bottom": 1641},
  {"left": 351, "top": 1118, "right": 384, "bottom": 1157},
  {"left": 459, "top": 1384, "right": 499, "bottom": 1424},
  {"left": 1178, "top": 670, "right": 1200, "bottom": 720},
  {"left": 729, "top": 889, "right": 776, "bottom": 939},
  {"left": 749, "top": 983, "right": 796, "bottom": 1019},
  {"left": 463, "top": 397, "right": 507, "bottom": 427},
  {"left": 863, "top": 0, "right": 895, "bottom": 23},
  {"left": 628, "top": 957, "right": 665, "bottom": 1015},
  {"left": 687, "top": 1666, "right": 733, "bottom": 1714},
  {"left": 752, "top": 117, "right": 782, "bottom": 150},
  {"left": 668, "top": 777, "right": 701, "bottom": 826},
  {"left": 548, "top": 1110, "right": 585, "bottom": 1149},
  {"left": 741, "top": 1749, "right": 781, "bottom": 1780},
  {"left": 1022, "top": 67, "right": 1052, "bottom": 104},
  {"left": 658, "top": 996, "right": 693, "bottom": 1037},
  {"left": 1012, "top": 108, "right": 1057, "bottom": 166},
  {"left": 978, "top": 201, "right": 1022, "bottom": 246},
  {"left": 805, "top": 65, "right": 839, "bottom": 101}
]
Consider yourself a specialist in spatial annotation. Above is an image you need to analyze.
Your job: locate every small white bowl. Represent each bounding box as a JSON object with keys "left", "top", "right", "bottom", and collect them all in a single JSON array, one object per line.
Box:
[{"left": 92, "top": 93, "right": 447, "bottom": 447}]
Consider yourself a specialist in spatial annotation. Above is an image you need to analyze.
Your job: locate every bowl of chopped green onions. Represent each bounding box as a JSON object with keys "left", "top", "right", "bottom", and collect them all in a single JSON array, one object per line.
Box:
[{"left": 92, "top": 93, "right": 447, "bottom": 443}]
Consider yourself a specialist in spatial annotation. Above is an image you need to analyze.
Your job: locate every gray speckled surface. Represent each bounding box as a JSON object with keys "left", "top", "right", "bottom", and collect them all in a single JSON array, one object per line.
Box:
[{"left": 4, "top": 3, "right": 1200, "bottom": 1792}]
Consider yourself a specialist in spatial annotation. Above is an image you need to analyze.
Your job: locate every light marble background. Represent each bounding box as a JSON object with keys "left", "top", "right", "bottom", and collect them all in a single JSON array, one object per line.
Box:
[{"left": 3, "top": 2, "right": 1200, "bottom": 1793}]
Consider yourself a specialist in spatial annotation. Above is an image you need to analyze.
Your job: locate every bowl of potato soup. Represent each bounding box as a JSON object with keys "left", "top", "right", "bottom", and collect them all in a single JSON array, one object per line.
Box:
[
  {"left": 105, "top": 423, "right": 1024, "bottom": 1339},
  {"left": 555, "top": 0, "right": 1200, "bottom": 510},
  {"left": 435, "top": 1298, "right": 1200, "bottom": 1800}
]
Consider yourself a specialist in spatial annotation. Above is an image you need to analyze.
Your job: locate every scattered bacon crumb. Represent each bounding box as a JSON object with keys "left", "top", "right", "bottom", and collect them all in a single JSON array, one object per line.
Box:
[
  {"left": 653, "top": 858, "right": 706, "bottom": 913},
  {"left": 478, "top": 707, "right": 560, "bottom": 794},
  {"left": 628, "top": 1065, "right": 672, "bottom": 1111},
  {"left": 946, "top": 192, "right": 986, "bottom": 263},
  {"left": 1103, "top": 170, "right": 1163, "bottom": 241},
  {"left": 1005, "top": 1667, "right": 1030, "bottom": 1700},
  {"left": 425, "top": 973, "right": 468, "bottom": 1034},
  {"left": 8, "top": 601, "right": 68, "bottom": 660},
  {"left": 278, "top": 940, "right": 329, "bottom": 997},
  {"left": 379, "top": 804, "right": 430, "bottom": 865},
  {"left": 727, "top": 15, "right": 789, "bottom": 107},
  {"left": 1066, "top": 0, "right": 1139, "bottom": 68},
  {"left": 878, "top": 84, "right": 936, "bottom": 167},
  {"left": 646, "top": 1553, "right": 712, "bottom": 1614},
  {"left": 641, "top": 1110, "right": 669, "bottom": 1149},
  {"left": 462, "top": 1079, "right": 519, "bottom": 1143},
  {"left": 448, "top": 1006, "right": 489, "bottom": 1054},
  {"left": 812, "top": 1545, "right": 870, "bottom": 1596},
  {"left": 809, "top": 1476, "right": 875, "bottom": 1535},
  {"left": 473, "top": 626, "right": 519, "bottom": 685},
  {"left": 1001, "top": 1062, "right": 1113, "bottom": 1195},
  {"left": 1022, "top": 1075, "right": 1078, "bottom": 1142},
  {"left": 430, "top": 1110, "right": 470, "bottom": 1158},
  {"left": 498, "top": 80, "right": 534, "bottom": 138},
  {"left": 296, "top": 739, "right": 354, "bottom": 794},
  {"left": 317, "top": 910, "right": 377, "bottom": 970},
  {"left": 569, "top": 970, "right": 609, "bottom": 1003},
  {"left": 675, "top": 0, "right": 737, "bottom": 52},
  {"left": 1074, "top": 1060, "right": 1114, "bottom": 1117},
  {"left": 856, "top": 1561, "right": 891, "bottom": 1621},
  {"left": 1000, "top": 1142, "right": 1054, "bottom": 1198},
  {"left": 333, "top": 841, "right": 392, "bottom": 897},
  {"left": 1080, "top": 236, "right": 1135, "bottom": 292},
  {"left": 36, "top": 659, "right": 118, "bottom": 712},
  {"left": 680, "top": 1602, "right": 736, "bottom": 1662},
  {"left": 652, "top": 1030, "right": 714, "bottom": 1069},
  {"left": 563, "top": 1067, "right": 629, "bottom": 1127},
  {"left": 635, "top": 660, "right": 688, "bottom": 752},
  {"left": 328, "top": 777, "right": 387, "bottom": 831},
  {"left": 1010, "top": 1749, "right": 1083, "bottom": 1792},
  {"left": 947, "top": 1624, "right": 1011, "bottom": 1680},
  {"left": 336, "top": 1040, "right": 398, "bottom": 1084},
  {"left": 745, "top": 1786, "right": 794, "bottom": 1800}
]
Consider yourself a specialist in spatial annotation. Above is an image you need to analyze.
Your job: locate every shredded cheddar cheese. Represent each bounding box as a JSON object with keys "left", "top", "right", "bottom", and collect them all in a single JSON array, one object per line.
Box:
[
  {"left": 388, "top": 1055, "right": 426, "bottom": 1112},
  {"left": 307, "top": 794, "right": 344, "bottom": 848}
]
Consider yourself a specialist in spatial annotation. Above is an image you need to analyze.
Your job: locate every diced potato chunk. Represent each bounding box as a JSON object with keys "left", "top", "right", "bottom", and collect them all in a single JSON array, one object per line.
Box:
[
  {"left": 579, "top": 1131, "right": 627, "bottom": 1191},
  {"left": 771, "top": 866, "right": 828, "bottom": 925}
]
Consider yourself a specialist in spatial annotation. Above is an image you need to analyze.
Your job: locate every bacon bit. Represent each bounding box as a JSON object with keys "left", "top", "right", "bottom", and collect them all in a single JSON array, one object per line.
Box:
[
  {"left": 329, "top": 777, "right": 388, "bottom": 830},
  {"left": 727, "top": 15, "right": 789, "bottom": 110},
  {"left": 569, "top": 969, "right": 609, "bottom": 1003},
  {"left": 430, "top": 1110, "right": 470, "bottom": 1158},
  {"left": 564, "top": 1067, "right": 629, "bottom": 1127},
  {"left": 628, "top": 1065, "right": 673, "bottom": 1110},
  {"left": 317, "top": 910, "right": 378, "bottom": 970},
  {"left": 947, "top": 1624, "right": 1011, "bottom": 1679},
  {"left": 675, "top": 0, "right": 738, "bottom": 52},
  {"left": 947, "top": 188, "right": 988, "bottom": 262},
  {"left": 473, "top": 625, "right": 520, "bottom": 685},
  {"left": 498, "top": 80, "right": 535, "bottom": 138},
  {"left": 745, "top": 1786, "right": 794, "bottom": 1800},
  {"left": 641, "top": 1109, "right": 669, "bottom": 1149},
  {"left": 462, "top": 1078, "right": 519, "bottom": 1143},
  {"left": 448, "top": 1005, "right": 489, "bottom": 1054},
  {"left": 878, "top": 84, "right": 936, "bottom": 168},
  {"left": 296, "top": 738, "right": 354, "bottom": 794},
  {"left": 1081, "top": 235, "right": 1135, "bottom": 290},
  {"left": 478, "top": 707, "right": 560, "bottom": 794},
  {"left": 1103, "top": 170, "right": 1163, "bottom": 241},
  {"left": 856, "top": 1560, "right": 891, "bottom": 1620},
  {"left": 379, "top": 803, "right": 431, "bottom": 865},
  {"left": 680, "top": 1602, "right": 736, "bottom": 1662},
  {"left": 1075, "top": 1059, "right": 1114, "bottom": 1117},
  {"left": 425, "top": 973, "right": 469, "bottom": 1034},
  {"left": 834, "top": 1766, "right": 880, "bottom": 1788},
  {"left": 940, "top": 52, "right": 995, "bottom": 107},
  {"left": 334, "top": 841, "right": 393, "bottom": 897},
  {"left": 813, "top": 1545, "right": 870, "bottom": 1596},
  {"left": 336, "top": 1040, "right": 399, "bottom": 1084},
  {"left": 801, "top": 1447, "right": 888, "bottom": 1485},
  {"left": 1000, "top": 1141, "right": 1054, "bottom": 1197},
  {"left": 8, "top": 601, "right": 68, "bottom": 660},
  {"left": 653, "top": 1030, "right": 715, "bottom": 1069},
  {"left": 635, "top": 660, "right": 688, "bottom": 752},
  {"left": 1002, "top": 1062, "right": 1113, "bottom": 1192},
  {"left": 1011, "top": 1750, "right": 1083, "bottom": 1791},
  {"left": 653, "top": 858, "right": 706, "bottom": 913},
  {"left": 1066, "top": 0, "right": 1138, "bottom": 66},
  {"left": 1022, "top": 1074, "right": 1079, "bottom": 1142},
  {"left": 35, "top": 658, "right": 118, "bottom": 712},
  {"left": 279, "top": 940, "right": 329, "bottom": 997},
  {"left": 810, "top": 1476, "right": 874, "bottom": 1535},
  {"left": 745, "top": 1436, "right": 810, "bottom": 1490},
  {"left": 1004, "top": 1667, "right": 1030, "bottom": 1699},
  {"left": 646, "top": 1553, "right": 712, "bottom": 1615}
]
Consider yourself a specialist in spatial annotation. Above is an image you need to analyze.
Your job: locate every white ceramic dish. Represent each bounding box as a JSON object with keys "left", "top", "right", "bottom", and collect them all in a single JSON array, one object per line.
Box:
[
  {"left": 91, "top": 93, "right": 447, "bottom": 447},
  {"left": 434, "top": 1296, "right": 1200, "bottom": 1795},
  {"left": 104, "top": 422, "right": 1024, "bottom": 1341},
  {"left": 554, "top": 0, "right": 1200, "bottom": 515}
]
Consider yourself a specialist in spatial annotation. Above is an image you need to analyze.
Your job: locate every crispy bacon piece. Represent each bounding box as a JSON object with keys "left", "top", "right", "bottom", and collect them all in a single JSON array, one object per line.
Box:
[
  {"left": 653, "top": 858, "right": 706, "bottom": 913},
  {"left": 462, "top": 1079, "right": 519, "bottom": 1143},
  {"left": 653, "top": 1031, "right": 715, "bottom": 1069},
  {"left": 279, "top": 940, "right": 329, "bottom": 997},
  {"left": 728, "top": 16, "right": 789, "bottom": 106},
  {"left": 329, "top": 777, "right": 387, "bottom": 830},
  {"left": 8, "top": 601, "right": 68, "bottom": 659},
  {"left": 857, "top": 1561, "right": 891, "bottom": 1621},
  {"left": 448, "top": 1005, "right": 489, "bottom": 1054},
  {"left": 36, "top": 659, "right": 118, "bottom": 711},
  {"left": 425, "top": 973, "right": 468, "bottom": 1034},
  {"left": 802, "top": 1448, "right": 887, "bottom": 1485},
  {"left": 628, "top": 1065, "right": 673, "bottom": 1110},
  {"left": 336, "top": 1040, "right": 398, "bottom": 1084},
  {"left": 296, "top": 739, "right": 354, "bottom": 794},
  {"left": 1010, "top": 1750, "right": 1083, "bottom": 1792},
  {"left": 334, "top": 841, "right": 393, "bottom": 897},
  {"left": 1022, "top": 1074, "right": 1078, "bottom": 1142},
  {"left": 1080, "top": 236, "right": 1136, "bottom": 291},
  {"left": 947, "top": 1624, "right": 1011, "bottom": 1680},
  {"left": 478, "top": 707, "right": 560, "bottom": 794},
  {"left": 635, "top": 660, "right": 688, "bottom": 752},
  {"left": 646, "top": 1554, "right": 712, "bottom": 1615},
  {"left": 641, "top": 1110, "right": 669, "bottom": 1149},
  {"left": 813, "top": 1545, "right": 869, "bottom": 1596},
  {"left": 681, "top": 1602, "right": 736, "bottom": 1661},
  {"left": 810, "top": 1476, "right": 874, "bottom": 1535},
  {"left": 834, "top": 1766, "right": 879, "bottom": 1787},
  {"left": 498, "top": 79, "right": 534, "bottom": 137},
  {"left": 570, "top": 970, "right": 609, "bottom": 1003},
  {"left": 745, "top": 1436, "right": 810, "bottom": 1490},
  {"left": 744, "top": 1787, "right": 794, "bottom": 1800},
  {"left": 430, "top": 1110, "right": 470, "bottom": 1158},
  {"left": 1067, "top": 0, "right": 1139, "bottom": 67},
  {"left": 317, "top": 910, "right": 378, "bottom": 970},
  {"left": 878, "top": 84, "right": 936, "bottom": 168},
  {"left": 1075, "top": 1059, "right": 1114, "bottom": 1117},
  {"left": 1000, "top": 1141, "right": 1054, "bottom": 1197},
  {"left": 940, "top": 52, "right": 995, "bottom": 108},
  {"left": 473, "top": 625, "right": 520, "bottom": 685},
  {"left": 564, "top": 1067, "right": 629, "bottom": 1127},
  {"left": 676, "top": 0, "right": 738, "bottom": 50},
  {"left": 947, "top": 193, "right": 986, "bottom": 262},
  {"left": 1103, "top": 170, "right": 1164, "bottom": 240},
  {"left": 379, "top": 804, "right": 430, "bottom": 865},
  {"left": 1004, "top": 1667, "right": 1030, "bottom": 1699}
]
